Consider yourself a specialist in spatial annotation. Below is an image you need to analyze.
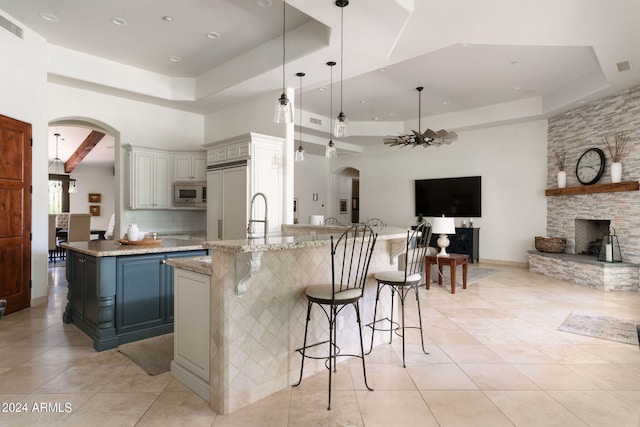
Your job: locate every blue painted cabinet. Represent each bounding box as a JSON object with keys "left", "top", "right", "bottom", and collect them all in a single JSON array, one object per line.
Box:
[{"left": 64, "top": 248, "right": 207, "bottom": 351}]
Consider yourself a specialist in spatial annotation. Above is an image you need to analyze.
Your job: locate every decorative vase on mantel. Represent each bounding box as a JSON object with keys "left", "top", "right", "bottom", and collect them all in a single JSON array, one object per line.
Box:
[
  {"left": 611, "top": 162, "right": 622, "bottom": 183},
  {"left": 557, "top": 170, "right": 567, "bottom": 188}
]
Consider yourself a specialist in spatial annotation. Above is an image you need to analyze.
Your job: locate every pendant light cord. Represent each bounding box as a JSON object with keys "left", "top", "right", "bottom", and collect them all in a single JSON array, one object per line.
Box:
[
  {"left": 339, "top": 5, "right": 344, "bottom": 113},
  {"left": 417, "top": 87, "right": 423, "bottom": 133},
  {"left": 330, "top": 63, "right": 334, "bottom": 138},
  {"left": 281, "top": 2, "right": 286, "bottom": 94},
  {"left": 298, "top": 73, "right": 303, "bottom": 148}
]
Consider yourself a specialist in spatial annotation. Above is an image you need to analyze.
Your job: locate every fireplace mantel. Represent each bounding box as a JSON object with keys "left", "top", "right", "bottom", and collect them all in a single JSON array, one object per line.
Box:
[{"left": 545, "top": 181, "right": 639, "bottom": 197}]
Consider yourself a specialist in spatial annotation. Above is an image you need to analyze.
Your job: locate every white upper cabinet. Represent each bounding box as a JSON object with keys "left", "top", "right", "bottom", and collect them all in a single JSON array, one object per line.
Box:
[
  {"left": 124, "top": 145, "right": 207, "bottom": 210},
  {"left": 174, "top": 153, "right": 207, "bottom": 181},
  {"left": 125, "top": 147, "right": 171, "bottom": 209}
]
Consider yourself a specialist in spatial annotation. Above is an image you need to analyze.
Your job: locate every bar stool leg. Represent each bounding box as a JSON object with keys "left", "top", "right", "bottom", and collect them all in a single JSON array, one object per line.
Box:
[
  {"left": 413, "top": 285, "right": 428, "bottom": 355},
  {"left": 293, "top": 301, "right": 313, "bottom": 387},
  {"left": 355, "top": 301, "right": 373, "bottom": 394},
  {"left": 399, "top": 286, "right": 407, "bottom": 368},
  {"left": 366, "top": 282, "right": 382, "bottom": 354}
]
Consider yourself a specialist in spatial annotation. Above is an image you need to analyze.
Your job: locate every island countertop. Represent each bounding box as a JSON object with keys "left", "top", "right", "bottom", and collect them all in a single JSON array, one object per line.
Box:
[
  {"left": 203, "top": 226, "right": 409, "bottom": 253},
  {"left": 61, "top": 238, "right": 206, "bottom": 257}
]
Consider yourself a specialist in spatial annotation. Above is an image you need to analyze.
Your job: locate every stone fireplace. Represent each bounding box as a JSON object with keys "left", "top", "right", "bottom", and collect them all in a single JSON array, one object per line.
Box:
[{"left": 528, "top": 86, "right": 640, "bottom": 291}]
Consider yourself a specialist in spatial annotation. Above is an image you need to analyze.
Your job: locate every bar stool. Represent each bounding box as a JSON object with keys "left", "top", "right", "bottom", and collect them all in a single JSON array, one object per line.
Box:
[
  {"left": 366, "top": 222, "right": 431, "bottom": 367},
  {"left": 293, "top": 224, "right": 378, "bottom": 410}
]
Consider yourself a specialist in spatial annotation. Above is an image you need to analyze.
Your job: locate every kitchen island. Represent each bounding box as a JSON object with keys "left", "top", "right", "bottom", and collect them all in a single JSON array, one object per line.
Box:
[
  {"left": 61, "top": 238, "right": 208, "bottom": 351},
  {"left": 167, "top": 227, "right": 408, "bottom": 414}
]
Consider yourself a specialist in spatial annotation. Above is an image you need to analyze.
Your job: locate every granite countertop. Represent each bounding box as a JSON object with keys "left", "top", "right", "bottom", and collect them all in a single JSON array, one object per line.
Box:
[
  {"left": 61, "top": 238, "right": 206, "bottom": 257},
  {"left": 164, "top": 256, "right": 212, "bottom": 276},
  {"left": 204, "top": 227, "right": 408, "bottom": 254}
]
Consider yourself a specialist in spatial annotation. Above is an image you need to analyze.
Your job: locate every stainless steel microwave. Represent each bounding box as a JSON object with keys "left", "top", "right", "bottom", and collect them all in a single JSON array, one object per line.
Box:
[{"left": 173, "top": 181, "right": 207, "bottom": 208}]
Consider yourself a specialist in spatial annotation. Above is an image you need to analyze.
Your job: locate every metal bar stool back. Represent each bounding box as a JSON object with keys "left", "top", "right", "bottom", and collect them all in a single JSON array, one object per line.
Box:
[
  {"left": 293, "top": 224, "right": 378, "bottom": 410},
  {"left": 367, "top": 222, "right": 431, "bottom": 367}
]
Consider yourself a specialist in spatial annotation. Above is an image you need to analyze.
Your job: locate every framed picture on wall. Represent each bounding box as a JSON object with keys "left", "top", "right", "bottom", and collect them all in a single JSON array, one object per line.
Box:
[
  {"left": 89, "top": 205, "right": 101, "bottom": 216},
  {"left": 88, "top": 193, "right": 101, "bottom": 203},
  {"left": 339, "top": 199, "right": 348, "bottom": 214}
]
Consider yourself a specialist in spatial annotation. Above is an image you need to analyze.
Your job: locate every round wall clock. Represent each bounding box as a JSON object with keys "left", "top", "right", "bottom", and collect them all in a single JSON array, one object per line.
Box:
[{"left": 576, "top": 147, "right": 605, "bottom": 185}]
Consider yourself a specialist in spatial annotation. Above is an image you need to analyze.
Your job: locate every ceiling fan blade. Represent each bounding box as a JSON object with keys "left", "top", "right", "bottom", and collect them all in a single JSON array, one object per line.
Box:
[{"left": 424, "top": 129, "right": 438, "bottom": 139}]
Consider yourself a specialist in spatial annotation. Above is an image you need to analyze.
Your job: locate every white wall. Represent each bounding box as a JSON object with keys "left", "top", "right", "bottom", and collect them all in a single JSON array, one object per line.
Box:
[
  {"left": 331, "top": 120, "right": 549, "bottom": 263},
  {"left": 0, "top": 13, "right": 49, "bottom": 303},
  {"left": 69, "top": 164, "right": 116, "bottom": 231}
]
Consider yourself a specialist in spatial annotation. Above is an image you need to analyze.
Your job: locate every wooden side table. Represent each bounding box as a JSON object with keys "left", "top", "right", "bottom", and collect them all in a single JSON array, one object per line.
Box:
[{"left": 425, "top": 254, "right": 469, "bottom": 294}]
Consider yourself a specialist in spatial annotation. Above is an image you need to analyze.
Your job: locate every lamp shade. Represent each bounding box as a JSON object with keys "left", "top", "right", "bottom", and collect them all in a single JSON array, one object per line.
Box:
[{"left": 432, "top": 216, "right": 455, "bottom": 235}]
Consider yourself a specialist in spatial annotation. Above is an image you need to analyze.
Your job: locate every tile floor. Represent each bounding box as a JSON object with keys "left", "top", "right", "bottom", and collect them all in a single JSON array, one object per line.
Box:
[{"left": 0, "top": 262, "right": 639, "bottom": 426}]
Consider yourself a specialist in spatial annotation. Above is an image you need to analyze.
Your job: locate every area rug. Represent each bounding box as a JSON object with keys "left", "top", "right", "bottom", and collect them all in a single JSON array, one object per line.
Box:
[
  {"left": 558, "top": 312, "right": 639, "bottom": 345},
  {"left": 118, "top": 333, "right": 174, "bottom": 375}
]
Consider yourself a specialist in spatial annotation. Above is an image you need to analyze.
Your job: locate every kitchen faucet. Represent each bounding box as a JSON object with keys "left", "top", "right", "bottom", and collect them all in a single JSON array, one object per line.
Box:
[{"left": 247, "top": 192, "right": 268, "bottom": 239}]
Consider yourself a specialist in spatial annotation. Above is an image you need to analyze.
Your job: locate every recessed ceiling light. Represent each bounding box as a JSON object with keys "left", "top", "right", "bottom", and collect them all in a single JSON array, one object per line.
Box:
[
  {"left": 379, "top": 67, "right": 389, "bottom": 72},
  {"left": 372, "top": 116, "right": 380, "bottom": 121},
  {"left": 256, "top": 0, "right": 273, "bottom": 7},
  {"left": 169, "top": 56, "right": 182, "bottom": 62},
  {"left": 110, "top": 17, "right": 128, "bottom": 26},
  {"left": 442, "top": 101, "right": 450, "bottom": 105},
  {"left": 205, "top": 32, "right": 220, "bottom": 39},
  {"left": 40, "top": 12, "right": 59, "bottom": 22},
  {"left": 513, "top": 85, "right": 522, "bottom": 90},
  {"left": 360, "top": 100, "right": 366, "bottom": 104},
  {"left": 162, "top": 16, "right": 173, "bottom": 22},
  {"left": 319, "top": 87, "right": 326, "bottom": 91}
]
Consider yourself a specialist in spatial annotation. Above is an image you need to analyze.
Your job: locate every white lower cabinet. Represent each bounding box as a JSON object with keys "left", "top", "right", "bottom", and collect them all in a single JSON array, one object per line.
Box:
[{"left": 171, "top": 268, "right": 210, "bottom": 402}]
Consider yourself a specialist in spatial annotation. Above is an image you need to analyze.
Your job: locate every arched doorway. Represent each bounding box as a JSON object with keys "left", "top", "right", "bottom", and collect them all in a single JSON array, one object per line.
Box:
[
  {"left": 331, "top": 167, "right": 360, "bottom": 224},
  {"left": 48, "top": 117, "right": 120, "bottom": 238}
]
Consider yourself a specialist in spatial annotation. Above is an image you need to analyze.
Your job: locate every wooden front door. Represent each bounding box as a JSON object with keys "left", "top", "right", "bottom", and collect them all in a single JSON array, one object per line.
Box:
[{"left": 0, "top": 115, "right": 32, "bottom": 315}]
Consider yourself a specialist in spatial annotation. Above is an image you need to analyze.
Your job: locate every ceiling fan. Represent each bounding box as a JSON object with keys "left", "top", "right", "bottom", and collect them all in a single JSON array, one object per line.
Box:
[{"left": 383, "top": 86, "right": 458, "bottom": 148}]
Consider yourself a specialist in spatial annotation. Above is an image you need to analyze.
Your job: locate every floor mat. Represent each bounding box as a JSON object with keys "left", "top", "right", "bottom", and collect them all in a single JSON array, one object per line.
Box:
[{"left": 558, "top": 312, "right": 639, "bottom": 345}]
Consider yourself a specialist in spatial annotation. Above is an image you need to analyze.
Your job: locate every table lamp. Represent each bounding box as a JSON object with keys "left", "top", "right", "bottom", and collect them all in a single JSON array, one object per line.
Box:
[{"left": 432, "top": 215, "right": 456, "bottom": 257}]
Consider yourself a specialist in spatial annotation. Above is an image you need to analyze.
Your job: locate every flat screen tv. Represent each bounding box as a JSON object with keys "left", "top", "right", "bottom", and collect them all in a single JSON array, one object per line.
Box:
[{"left": 414, "top": 176, "right": 481, "bottom": 217}]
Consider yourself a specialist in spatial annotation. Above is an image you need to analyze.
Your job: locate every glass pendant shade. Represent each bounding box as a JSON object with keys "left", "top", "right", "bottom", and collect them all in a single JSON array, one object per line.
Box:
[
  {"left": 68, "top": 179, "right": 78, "bottom": 193},
  {"left": 334, "top": 112, "right": 349, "bottom": 137},
  {"left": 325, "top": 140, "right": 337, "bottom": 158},
  {"left": 274, "top": 94, "right": 293, "bottom": 123},
  {"left": 294, "top": 146, "right": 305, "bottom": 162}
]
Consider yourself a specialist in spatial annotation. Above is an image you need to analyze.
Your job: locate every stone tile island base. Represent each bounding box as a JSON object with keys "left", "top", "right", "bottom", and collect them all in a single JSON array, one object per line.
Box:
[
  {"left": 207, "top": 230, "right": 406, "bottom": 414},
  {"left": 528, "top": 250, "right": 639, "bottom": 291}
]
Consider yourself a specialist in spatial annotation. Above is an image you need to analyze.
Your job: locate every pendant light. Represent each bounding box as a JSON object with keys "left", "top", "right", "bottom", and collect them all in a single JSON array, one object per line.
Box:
[
  {"left": 48, "top": 132, "right": 77, "bottom": 191},
  {"left": 334, "top": 0, "right": 349, "bottom": 137},
  {"left": 274, "top": 1, "right": 293, "bottom": 124},
  {"left": 294, "top": 72, "right": 306, "bottom": 163},
  {"left": 326, "top": 61, "right": 337, "bottom": 158}
]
